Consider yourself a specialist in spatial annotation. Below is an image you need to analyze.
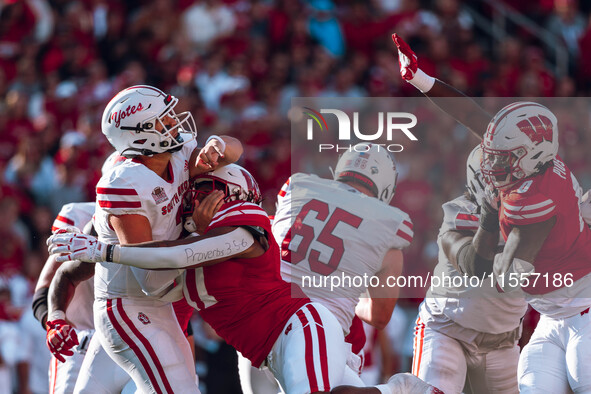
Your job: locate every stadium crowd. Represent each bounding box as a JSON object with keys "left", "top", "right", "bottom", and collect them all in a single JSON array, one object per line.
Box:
[{"left": 1, "top": 0, "right": 591, "bottom": 392}]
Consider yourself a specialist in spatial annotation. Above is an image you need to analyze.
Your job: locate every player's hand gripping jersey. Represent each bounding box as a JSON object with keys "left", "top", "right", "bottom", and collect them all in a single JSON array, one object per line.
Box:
[
  {"left": 273, "top": 173, "right": 413, "bottom": 333},
  {"left": 424, "top": 195, "right": 527, "bottom": 334},
  {"left": 182, "top": 200, "right": 310, "bottom": 368},
  {"left": 94, "top": 141, "right": 196, "bottom": 300}
]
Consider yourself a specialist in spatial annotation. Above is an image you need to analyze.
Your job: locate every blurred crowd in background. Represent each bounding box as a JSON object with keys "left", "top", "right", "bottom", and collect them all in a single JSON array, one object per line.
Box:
[{"left": 1, "top": 0, "right": 591, "bottom": 392}]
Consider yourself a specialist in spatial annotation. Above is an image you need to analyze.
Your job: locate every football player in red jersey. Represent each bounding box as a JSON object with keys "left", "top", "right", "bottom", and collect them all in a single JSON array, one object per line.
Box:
[
  {"left": 48, "top": 164, "right": 442, "bottom": 394},
  {"left": 394, "top": 33, "right": 591, "bottom": 394}
]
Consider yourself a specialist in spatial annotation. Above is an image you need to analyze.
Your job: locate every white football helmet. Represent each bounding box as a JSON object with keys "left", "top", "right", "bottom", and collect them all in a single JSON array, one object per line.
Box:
[
  {"left": 466, "top": 145, "right": 486, "bottom": 206},
  {"left": 333, "top": 143, "right": 398, "bottom": 204},
  {"left": 183, "top": 164, "right": 262, "bottom": 232},
  {"left": 481, "top": 102, "right": 558, "bottom": 190},
  {"left": 101, "top": 85, "right": 197, "bottom": 157}
]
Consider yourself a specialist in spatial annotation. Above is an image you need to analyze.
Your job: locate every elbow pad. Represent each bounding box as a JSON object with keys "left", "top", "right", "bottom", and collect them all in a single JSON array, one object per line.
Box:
[{"left": 456, "top": 241, "right": 493, "bottom": 277}]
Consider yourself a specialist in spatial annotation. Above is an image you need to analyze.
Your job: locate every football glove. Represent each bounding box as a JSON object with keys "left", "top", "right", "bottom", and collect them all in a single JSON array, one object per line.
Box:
[
  {"left": 47, "top": 232, "right": 110, "bottom": 263},
  {"left": 46, "top": 319, "right": 79, "bottom": 363},
  {"left": 392, "top": 33, "right": 435, "bottom": 92}
]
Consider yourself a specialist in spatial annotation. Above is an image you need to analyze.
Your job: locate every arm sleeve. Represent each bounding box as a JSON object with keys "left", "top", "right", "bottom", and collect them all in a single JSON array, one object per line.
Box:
[{"left": 115, "top": 227, "right": 255, "bottom": 269}]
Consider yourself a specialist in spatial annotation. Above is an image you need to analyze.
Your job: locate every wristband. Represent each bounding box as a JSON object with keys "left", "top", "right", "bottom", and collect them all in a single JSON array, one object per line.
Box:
[
  {"left": 106, "top": 244, "right": 114, "bottom": 262},
  {"left": 48, "top": 310, "right": 66, "bottom": 323},
  {"left": 205, "top": 135, "right": 226, "bottom": 154},
  {"left": 409, "top": 69, "right": 435, "bottom": 93}
]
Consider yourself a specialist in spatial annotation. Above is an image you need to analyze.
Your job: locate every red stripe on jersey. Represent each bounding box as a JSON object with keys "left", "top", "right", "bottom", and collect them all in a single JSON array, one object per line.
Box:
[
  {"left": 278, "top": 189, "right": 287, "bottom": 197},
  {"left": 306, "top": 305, "right": 331, "bottom": 390},
  {"left": 114, "top": 299, "right": 174, "bottom": 394},
  {"left": 106, "top": 299, "right": 164, "bottom": 394},
  {"left": 396, "top": 229, "right": 413, "bottom": 243},
  {"left": 456, "top": 225, "right": 479, "bottom": 231},
  {"left": 51, "top": 226, "right": 59, "bottom": 232},
  {"left": 185, "top": 270, "right": 206, "bottom": 310},
  {"left": 403, "top": 220, "right": 413, "bottom": 230},
  {"left": 296, "top": 309, "right": 319, "bottom": 393},
  {"left": 98, "top": 201, "right": 142, "bottom": 209},
  {"left": 55, "top": 215, "right": 74, "bottom": 226},
  {"left": 456, "top": 213, "right": 478, "bottom": 222},
  {"left": 96, "top": 187, "right": 138, "bottom": 196}
]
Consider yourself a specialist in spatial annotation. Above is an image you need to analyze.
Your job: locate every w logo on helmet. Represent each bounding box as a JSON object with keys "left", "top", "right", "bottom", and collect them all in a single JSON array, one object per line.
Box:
[{"left": 516, "top": 115, "right": 553, "bottom": 145}]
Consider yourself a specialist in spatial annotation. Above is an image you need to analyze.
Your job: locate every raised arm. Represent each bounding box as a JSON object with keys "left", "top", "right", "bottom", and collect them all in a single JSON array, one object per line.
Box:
[
  {"left": 190, "top": 135, "right": 243, "bottom": 177},
  {"left": 392, "top": 34, "right": 491, "bottom": 139}
]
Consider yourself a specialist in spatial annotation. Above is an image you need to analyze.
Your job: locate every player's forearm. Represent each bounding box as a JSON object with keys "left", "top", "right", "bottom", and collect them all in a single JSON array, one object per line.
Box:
[
  {"left": 48, "top": 261, "right": 93, "bottom": 317},
  {"left": 355, "top": 297, "right": 394, "bottom": 330},
  {"left": 219, "top": 136, "right": 243, "bottom": 164},
  {"left": 113, "top": 227, "right": 255, "bottom": 269}
]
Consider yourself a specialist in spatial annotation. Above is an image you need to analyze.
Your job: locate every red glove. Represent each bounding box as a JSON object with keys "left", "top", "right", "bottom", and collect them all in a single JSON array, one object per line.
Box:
[
  {"left": 392, "top": 33, "right": 418, "bottom": 81},
  {"left": 46, "top": 319, "right": 79, "bottom": 362},
  {"left": 392, "top": 33, "right": 435, "bottom": 93}
]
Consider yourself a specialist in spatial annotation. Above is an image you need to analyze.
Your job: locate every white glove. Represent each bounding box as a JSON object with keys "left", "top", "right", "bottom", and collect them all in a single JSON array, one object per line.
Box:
[
  {"left": 47, "top": 232, "right": 110, "bottom": 263},
  {"left": 378, "top": 372, "right": 444, "bottom": 394},
  {"left": 581, "top": 190, "right": 591, "bottom": 226}
]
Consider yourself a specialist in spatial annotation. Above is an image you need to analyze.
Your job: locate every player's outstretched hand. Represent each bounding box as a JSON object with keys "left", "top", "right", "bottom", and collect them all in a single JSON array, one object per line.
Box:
[
  {"left": 46, "top": 319, "right": 79, "bottom": 363},
  {"left": 47, "top": 232, "right": 108, "bottom": 263},
  {"left": 392, "top": 33, "right": 418, "bottom": 81},
  {"left": 391, "top": 33, "right": 435, "bottom": 93}
]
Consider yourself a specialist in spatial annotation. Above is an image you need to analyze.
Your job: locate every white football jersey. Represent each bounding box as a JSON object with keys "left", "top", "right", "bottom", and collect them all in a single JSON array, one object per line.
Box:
[
  {"left": 423, "top": 195, "right": 528, "bottom": 334},
  {"left": 273, "top": 173, "right": 413, "bottom": 334},
  {"left": 52, "top": 202, "right": 96, "bottom": 330},
  {"left": 94, "top": 141, "right": 196, "bottom": 301}
]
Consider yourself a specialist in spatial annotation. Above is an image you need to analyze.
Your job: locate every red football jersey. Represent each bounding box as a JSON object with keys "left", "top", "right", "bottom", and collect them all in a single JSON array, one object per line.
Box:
[
  {"left": 499, "top": 156, "right": 591, "bottom": 294},
  {"left": 183, "top": 200, "right": 310, "bottom": 367}
]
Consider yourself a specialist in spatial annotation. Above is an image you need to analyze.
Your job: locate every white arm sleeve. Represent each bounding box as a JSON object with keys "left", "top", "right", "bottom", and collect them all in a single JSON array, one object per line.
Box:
[{"left": 113, "top": 227, "right": 255, "bottom": 269}]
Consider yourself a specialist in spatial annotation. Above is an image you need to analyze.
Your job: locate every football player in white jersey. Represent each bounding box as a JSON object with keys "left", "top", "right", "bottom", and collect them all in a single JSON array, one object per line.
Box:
[
  {"left": 413, "top": 146, "right": 527, "bottom": 393},
  {"left": 394, "top": 33, "right": 591, "bottom": 394},
  {"left": 44, "top": 85, "right": 242, "bottom": 393}
]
